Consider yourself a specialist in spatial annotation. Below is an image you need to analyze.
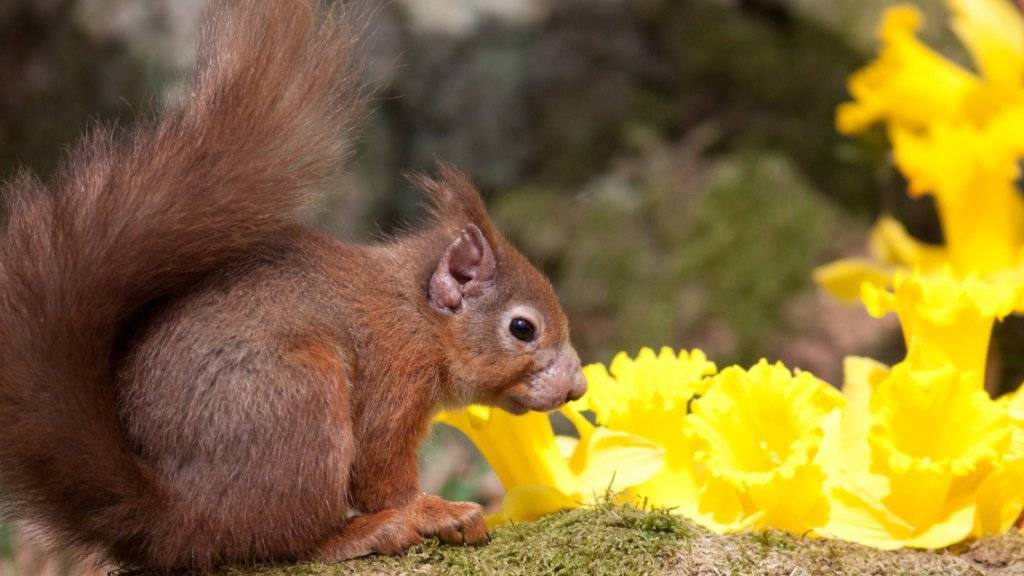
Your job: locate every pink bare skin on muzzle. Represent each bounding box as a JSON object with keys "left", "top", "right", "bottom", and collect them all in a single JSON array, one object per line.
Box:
[{"left": 500, "top": 345, "right": 587, "bottom": 414}]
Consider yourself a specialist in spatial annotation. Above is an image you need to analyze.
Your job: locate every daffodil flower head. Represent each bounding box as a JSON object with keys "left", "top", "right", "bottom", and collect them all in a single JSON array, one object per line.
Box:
[
  {"left": 868, "top": 354, "right": 1005, "bottom": 481},
  {"left": 867, "top": 349, "right": 1015, "bottom": 540},
  {"left": 824, "top": 341, "right": 1020, "bottom": 548},
  {"left": 836, "top": 6, "right": 978, "bottom": 134},
  {"left": 578, "top": 347, "right": 717, "bottom": 512},
  {"left": 829, "top": 1, "right": 1024, "bottom": 277},
  {"left": 580, "top": 347, "right": 716, "bottom": 434},
  {"left": 686, "top": 360, "right": 843, "bottom": 534},
  {"left": 860, "top": 268, "right": 1023, "bottom": 379},
  {"left": 818, "top": 109, "right": 1024, "bottom": 292},
  {"left": 838, "top": 0, "right": 1024, "bottom": 135}
]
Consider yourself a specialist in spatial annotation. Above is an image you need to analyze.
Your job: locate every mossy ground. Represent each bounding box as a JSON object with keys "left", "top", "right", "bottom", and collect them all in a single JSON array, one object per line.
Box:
[{"left": 217, "top": 504, "right": 1024, "bottom": 576}]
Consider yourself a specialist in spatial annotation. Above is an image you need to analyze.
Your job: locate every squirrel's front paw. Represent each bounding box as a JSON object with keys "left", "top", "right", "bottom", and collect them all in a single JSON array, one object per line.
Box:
[
  {"left": 316, "top": 509, "right": 424, "bottom": 561},
  {"left": 409, "top": 494, "right": 489, "bottom": 546},
  {"left": 314, "top": 495, "right": 489, "bottom": 562}
]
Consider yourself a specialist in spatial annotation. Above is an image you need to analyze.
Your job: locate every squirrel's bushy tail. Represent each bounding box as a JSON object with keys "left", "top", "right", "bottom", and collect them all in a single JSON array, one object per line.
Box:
[{"left": 0, "top": 0, "right": 361, "bottom": 567}]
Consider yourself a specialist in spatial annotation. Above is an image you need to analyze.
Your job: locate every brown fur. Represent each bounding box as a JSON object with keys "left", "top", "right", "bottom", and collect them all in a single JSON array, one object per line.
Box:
[{"left": 0, "top": 1, "right": 583, "bottom": 573}]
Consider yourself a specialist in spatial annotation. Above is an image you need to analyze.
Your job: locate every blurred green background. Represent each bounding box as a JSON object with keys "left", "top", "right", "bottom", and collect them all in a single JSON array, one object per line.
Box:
[{"left": 0, "top": 0, "right": 996, "bottom": 573}]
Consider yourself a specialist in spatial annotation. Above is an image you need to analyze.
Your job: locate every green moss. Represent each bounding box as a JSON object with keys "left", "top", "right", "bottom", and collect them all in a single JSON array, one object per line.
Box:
[
  {"left": 212, "top": 504, "right": 1024, "bottom": 576},
  {"left": 749, "top": 530, "right": 799, "bottom": 553},
  {"left": 225, "top": 505, "right": 687, "bottom": 576}
]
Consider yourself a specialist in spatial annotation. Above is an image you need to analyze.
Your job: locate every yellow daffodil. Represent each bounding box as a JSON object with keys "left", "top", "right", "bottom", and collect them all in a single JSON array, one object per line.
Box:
[
  {"left": 685, "top": 360, "right": 844, "bottom": 535},
  {"left": 864, "top": 216, "right": 949, "bottom": 271},
  {"left": 860, "top": 268, "right": 1023, "bottom": 380},
  {"left": 435, "top": 404, "right": 664, "bottom": 525},
  {"left": 819, "top": 3, "right": 1024, "bottom": 541},
  {"left": 578, "top": 347, "right": 717, "bottom": 513},
  {"left": 823, "top": 342, "right": 1024, "bottom": 548},
  {"left": 818, "top": 1, "right": 1024, "bottom": 299},
  {"left": 836, "top": 6, "right": 979, "bottom": 134},
  {"left": 581, "top": 350, "right": 841, "bottom": 534},
  {"left": 949, "top": 0, "right": 1024, "bottom": 92},
  {"left": 1005, "top": 383, "right": 1024, "bottom": 427},
  {"left": 837, "top": 1, "right": 1024, "bottom": 135},
  {"left": 813, "top": 216, "right": 951, "bottom": 303},
  {"left": 890, "top": 109, "right": 1024, "bottom": 273},
  {"left": 1000, "top": 384, "right": 1024, "bottom": 463}
]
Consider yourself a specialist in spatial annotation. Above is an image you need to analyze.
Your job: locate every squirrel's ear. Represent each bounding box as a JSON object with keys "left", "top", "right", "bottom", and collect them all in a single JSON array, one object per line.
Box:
[{"left": 429, "top": 224, "right": 496, "bottom": 313}]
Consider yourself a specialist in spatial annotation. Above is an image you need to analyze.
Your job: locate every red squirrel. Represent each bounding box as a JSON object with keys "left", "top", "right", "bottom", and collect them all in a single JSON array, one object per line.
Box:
[{"left": 0, "top": 1, "right": 586, "bottom": 571}]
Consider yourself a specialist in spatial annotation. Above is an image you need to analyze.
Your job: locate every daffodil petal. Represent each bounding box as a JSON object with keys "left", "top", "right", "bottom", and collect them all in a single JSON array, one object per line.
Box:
[
  {"left": 972, "top": 457, "right": 1024, "bottom": 536},
  {"left": 632, "top": 454, "right": 701, "bottom": 513},
  {"left": 571, "top": 427, "right": 665, "bottom": 499},
  {"left": 814, "top": 259, "right": 893, "bottom": 303},
  {"left": 823, "top": 486, "right": 920, "bottom": 550},
  {"left": 949, "top": 0, "right": 1024, "bottom": 90},
  {"left": 902, "top": 504, "right": 977, "bottom": 549},
  {"left": 1006, "top": 384, "right": 1024, "bottom": 423},
  {"left": 830, "top": 357, "right": 891, "bottom": 496},
  {"left": 692, "top": 476, "right": 764, "bottom": 533},
  {"left": 555, "top": 436, "right": 579, "bottom": 460},
  {"left": 435, "top": 407, "right": 576, "bottom": 493},
  {"left": 841, "top": 356, "right": 888, "bottom": 414},
  {"left": 492, "top": 485, "right": 579, "bottom": 526},
  {"left": 749, "top": 462, "right": 831, "bottom": 535},
  {"left": 837, "top": 6, "right": 978, "bottom": 134},
  {"left": 868, "top": 216, "right": 948, "bottom": 269}
]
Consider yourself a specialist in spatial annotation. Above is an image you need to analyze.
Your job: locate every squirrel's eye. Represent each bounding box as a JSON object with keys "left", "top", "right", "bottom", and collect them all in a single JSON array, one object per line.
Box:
[{"left": 509, "top": 317, "right": 536, "bottom": 342}]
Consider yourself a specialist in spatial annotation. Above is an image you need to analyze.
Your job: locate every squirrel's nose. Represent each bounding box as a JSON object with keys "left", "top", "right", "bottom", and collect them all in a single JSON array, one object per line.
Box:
[
  {"left": 565, "top": 367, "right": 587, "bottom": 403},
  {"left": 566, "top": 388, "right": 583, "bottom": 403}
]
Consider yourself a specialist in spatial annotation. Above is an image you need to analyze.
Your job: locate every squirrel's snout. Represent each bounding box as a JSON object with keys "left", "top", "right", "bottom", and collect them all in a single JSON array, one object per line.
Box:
[
  {"left": 503, "top": 345, "right": 588, "bottom": 413},
  {"left": 566, "top": 369, "right": 587, "bottom": 403},
  {"left": 533, "top": 345, "right": 587, "bottom": 410}
]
